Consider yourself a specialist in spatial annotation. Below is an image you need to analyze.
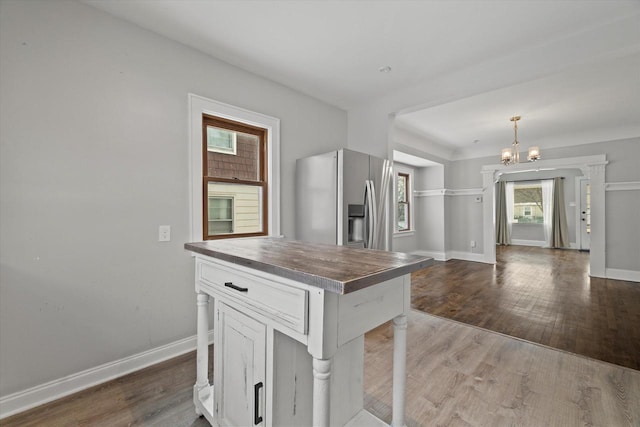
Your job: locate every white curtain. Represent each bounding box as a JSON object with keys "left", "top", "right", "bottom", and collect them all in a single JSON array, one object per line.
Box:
[
  {"left": 541, "top": 179, "right": 554, "bottom": 247},
  {"left": 505, "top": 182, "right": 515, "bottom": 238}
]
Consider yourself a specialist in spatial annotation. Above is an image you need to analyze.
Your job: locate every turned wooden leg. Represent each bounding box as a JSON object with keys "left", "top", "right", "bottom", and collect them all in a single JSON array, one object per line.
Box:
[
  {"left": 312, "top": 357, "right": 332, "bottom": 427},
  {"left": 392, "top": 314, "right": 408, "bottom": 427},
  {"left": 194, "top": 292, "right": 210, "bottom": 414}
]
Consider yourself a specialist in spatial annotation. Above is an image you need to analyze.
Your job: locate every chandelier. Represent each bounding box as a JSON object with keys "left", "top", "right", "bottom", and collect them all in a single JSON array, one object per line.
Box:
[{"left": 500, "top": 115, "right": 540, "bottom": 165}]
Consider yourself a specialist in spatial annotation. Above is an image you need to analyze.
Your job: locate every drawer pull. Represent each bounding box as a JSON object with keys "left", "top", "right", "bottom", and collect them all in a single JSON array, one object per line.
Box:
[
  {"left": 224, "top": 282, "right": 248, "bottom": 292},
  {"left": 254, "top": 382, "right": 263, "bottom": 425}
]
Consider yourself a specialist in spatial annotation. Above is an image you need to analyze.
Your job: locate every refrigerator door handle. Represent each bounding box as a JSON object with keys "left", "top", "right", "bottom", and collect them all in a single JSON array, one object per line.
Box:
[
  {"left": 365, "top": 180, "right": 375, "bottom": 248},
  {"left": 370, "top": 181, "right": 378, "bottom": 249},
  {"left": 363, "top": 181, "right": 368, "bottom": 248}
]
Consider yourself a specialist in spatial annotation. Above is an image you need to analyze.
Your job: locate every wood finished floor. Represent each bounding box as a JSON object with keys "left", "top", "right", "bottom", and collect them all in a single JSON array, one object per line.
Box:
[
  {"left": 4, "top": 312, "right": 639, "bottom": 426},
  {"left": 4, "top": 246, "right": 640, "bottom": 426},
  {"left": 411, "top": 245, "right": 640, "bottom": 371}
]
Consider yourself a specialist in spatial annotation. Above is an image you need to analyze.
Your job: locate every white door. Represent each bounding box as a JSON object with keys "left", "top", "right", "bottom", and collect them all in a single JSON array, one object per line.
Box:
[
  {"left": 579, "top": 179, "right": 591, "bottom": 251},
  {"left": 215, "top": 302, "right": 266, "bottom": 426}
]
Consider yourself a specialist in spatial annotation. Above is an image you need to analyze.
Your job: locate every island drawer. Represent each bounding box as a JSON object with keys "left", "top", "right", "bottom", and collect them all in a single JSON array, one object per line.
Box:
[{"left": 197, "top": 259, "right": 308, "bottom": 334}]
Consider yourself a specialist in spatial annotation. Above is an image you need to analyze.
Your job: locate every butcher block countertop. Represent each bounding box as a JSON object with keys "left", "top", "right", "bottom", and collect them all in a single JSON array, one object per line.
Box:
[{"left": 184, "top": 238, "right": 433, "bottom": 294}]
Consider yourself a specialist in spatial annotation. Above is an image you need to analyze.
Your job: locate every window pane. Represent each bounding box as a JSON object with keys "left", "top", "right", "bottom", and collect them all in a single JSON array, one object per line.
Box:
[
  {"left": 396, "top": 172, "right": 410, "bottom": 231},
  {"left": 585, "top": 183, "right": 591, "bottom": 233},
  {"left": 397, "top": 203, "right": 408, "bottom": 231},
  {"left": 209, "top": 198, "right": 233, "bottom": 220},
  {"left": 206, "top": 182, "right": 263, "bottom": 236},
  {"left": 513, "top": 183, "right": 543, "bottom": 224},
  {"left": 397, "top": 175, "right": 406, "bottom": 203},
  {"left": 206, "top": 128, "right": 260, "bottom": 181},
  {"left": 207, "top": 127, "right": 236, "bottom": 154}
]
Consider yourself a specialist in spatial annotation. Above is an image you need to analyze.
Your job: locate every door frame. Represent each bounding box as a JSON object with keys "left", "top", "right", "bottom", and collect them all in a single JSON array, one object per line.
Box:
[
  {"left": 575, "top": 176, "right": 590, "bottom": 251},
  {"left": 481, "top": 154, "right": 608, "bottom": 278}
]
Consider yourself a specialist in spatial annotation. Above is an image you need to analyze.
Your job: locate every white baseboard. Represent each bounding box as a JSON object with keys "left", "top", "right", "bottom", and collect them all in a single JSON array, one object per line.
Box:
[
  {"left": 448, "top": 251, "right": 487, "bottom": 263},
  {"left": 511, "top": 240, "right": 579, "bottom": 249},
  {"left": 0, "top": 330, "right": 215, "bottom": 420},
  {"left": 411, "top": 250, "right": 446, "bottom": 261},
  {"left": 411, "top": 250, "right": 488, "bottom": 264},
  {"left": 605, "top": 268, "right": 640, "bottom": 283},
  {"left": 511, "top": 239, "right": 545, "bottom": 247}
]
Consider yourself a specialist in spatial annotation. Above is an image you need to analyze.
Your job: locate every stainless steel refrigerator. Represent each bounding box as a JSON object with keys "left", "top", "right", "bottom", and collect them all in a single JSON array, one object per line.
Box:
[{"left": 295, "top": 148, "right": 392, "bottom": 250}]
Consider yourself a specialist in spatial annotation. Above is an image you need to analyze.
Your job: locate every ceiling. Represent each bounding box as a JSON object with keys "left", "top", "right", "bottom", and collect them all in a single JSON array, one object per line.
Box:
[{"left": 84, "top": 0, "right": 640, "bottom": 159}]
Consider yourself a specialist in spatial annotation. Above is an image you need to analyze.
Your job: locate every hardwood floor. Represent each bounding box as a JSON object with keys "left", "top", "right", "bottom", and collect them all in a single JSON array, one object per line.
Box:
[
  {"left": 364, "top": 312, "right": 640, "bottom": 427},
  {"left": 3, "top": 246, "right": 639, "bottom": 426},
  {"left": 0, "top": 349, "right": 214, "bottom": 427},
  {"left": 411, "top": 245, "right": 640, "bottom": 371},
  {"left": 4, "top": 312, "right": 639, "bottom": 426}
]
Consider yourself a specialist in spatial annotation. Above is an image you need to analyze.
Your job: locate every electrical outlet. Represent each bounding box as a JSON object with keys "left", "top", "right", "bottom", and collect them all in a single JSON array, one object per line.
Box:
[
  {"left": 470, "top": 240, "right": 476, "bottom": 248},
  {"left": 159, "top": 225, "right": 171, "bottom": 242}
]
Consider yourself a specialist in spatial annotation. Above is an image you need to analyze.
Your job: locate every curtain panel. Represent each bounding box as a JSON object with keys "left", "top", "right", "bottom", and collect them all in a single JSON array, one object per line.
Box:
[
  {"left": 496, "top": 181, "right": 511, "bottom": 245},
  {"left": 551, "top": 177, "right": 570, "bottom": 248}
]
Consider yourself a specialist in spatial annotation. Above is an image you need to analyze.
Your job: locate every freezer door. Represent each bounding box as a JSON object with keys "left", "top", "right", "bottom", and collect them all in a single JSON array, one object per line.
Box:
[
  {"left": 295, "top": 152, "right": 337, "bottom": 244},
  {"left": 338, "top": 149, "right": 370, "bottom": 246}
]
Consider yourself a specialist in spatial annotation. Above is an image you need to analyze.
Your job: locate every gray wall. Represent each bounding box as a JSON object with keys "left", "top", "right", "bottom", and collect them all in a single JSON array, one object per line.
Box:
[
  {"left": 393, "top": 128, "right": 640, "bottom": 273},
  {"left": 445, "top": 139, "right": 640, "bottom": 272},
  {"left": 0, "top": 0, "right": 347, "bottom": 397}
]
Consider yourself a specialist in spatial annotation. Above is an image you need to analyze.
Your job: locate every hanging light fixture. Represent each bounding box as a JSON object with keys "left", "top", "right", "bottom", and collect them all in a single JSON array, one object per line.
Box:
[
  {"left": 500, "top": 115, "right": 540, "bottom": 165},
  {"left": 501, "top": 116, "right": 521, "bottom": 165}
]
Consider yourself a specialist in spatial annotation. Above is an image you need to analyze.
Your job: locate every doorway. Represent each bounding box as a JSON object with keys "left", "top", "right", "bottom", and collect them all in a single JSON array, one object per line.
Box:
[{"left": 481, "top": 155, "right": 607, "bottom": 278}]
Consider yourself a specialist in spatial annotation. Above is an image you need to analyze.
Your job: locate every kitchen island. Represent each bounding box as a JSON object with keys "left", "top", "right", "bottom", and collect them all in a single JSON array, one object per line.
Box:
[{"left": 185, "top": 238, "right": 432, "bottom": 427}]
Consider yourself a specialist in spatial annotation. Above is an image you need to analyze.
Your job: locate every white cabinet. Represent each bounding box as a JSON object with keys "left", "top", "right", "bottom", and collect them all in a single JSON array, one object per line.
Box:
[
  {"left": 186, "top": 238, "right": 432, "bottom": 427},
  {"left": 215, "top": 303, "right": 265, "bottom": 426}
]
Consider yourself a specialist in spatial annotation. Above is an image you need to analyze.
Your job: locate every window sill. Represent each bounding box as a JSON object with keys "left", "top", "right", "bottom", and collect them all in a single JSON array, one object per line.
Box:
[{"left": 393, "top": 231, "right": 415, "bottom": 238}]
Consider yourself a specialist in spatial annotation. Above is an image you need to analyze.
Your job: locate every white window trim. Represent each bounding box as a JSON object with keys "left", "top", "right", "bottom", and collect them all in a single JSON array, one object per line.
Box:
[
  {"left": 188, "top": 94, "right": 280, "bottom": 242},
  {"left": 394, "top": 163, "right": 414, "bottom": 235}
]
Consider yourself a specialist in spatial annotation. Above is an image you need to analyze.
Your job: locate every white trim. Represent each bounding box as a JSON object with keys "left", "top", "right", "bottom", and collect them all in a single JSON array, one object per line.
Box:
[
  {"left": 411, "top": 250, "right": 487, "bottom": 263},
  {"left": 411, "top": 250, "right": 446, "bottom": 261},
  {"left": 447, "top": 188, "right": 483, "bottom": 196},
  {"left": 0, "top": 331, "right": 215, "bottom": 419},
  {"left": 606, "top": 268, "right": 640, "bottom": 283},
  {"left": 414, "top": 188, "right": 483, "bottom": 197},
  {"left": 605, "top": 181, "right": 640, "bottom": 191},
  {"left": 188, "top": 94, "right": 280, "bottom": 242},
  {"left": 414, "top": 189, "right": 446, "bottom": 197},
  {"left": 575, "top": 176, "right": 589, "bottom": 251},
  {"left": 394, "top": 163, "right": 415, "bottom": 233},
  {"left": 393, "top": 231, "right": 415, "bottom": 238},
  {"left": 511, "top": 239, "right": 545, "bottom": 247},
  {"left": 448, "top": 251, "right": 488, "bottom": 263},
  {"left": 481, "top": 154, "right": 609, "bottom": 180}
]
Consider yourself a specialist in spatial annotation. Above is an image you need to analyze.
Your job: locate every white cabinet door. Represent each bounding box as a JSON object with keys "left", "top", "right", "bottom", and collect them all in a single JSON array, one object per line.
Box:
[{"left": 215, "top": 302, "right": 266, "bottom": 426}]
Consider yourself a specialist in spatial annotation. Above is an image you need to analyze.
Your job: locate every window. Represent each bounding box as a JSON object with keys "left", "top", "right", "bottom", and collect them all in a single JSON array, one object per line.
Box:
[
  {"left": 396, "top": 172, "right": 410, "bottom": 232},
  {"left": 189, "top": 94, "right": 280, "bottom": 242},
  {"left": 202, "top": 114, "right": 267, "bottom": 239},
  {"left": 513, "top": 182, "right": 543, "bottom": 224}
]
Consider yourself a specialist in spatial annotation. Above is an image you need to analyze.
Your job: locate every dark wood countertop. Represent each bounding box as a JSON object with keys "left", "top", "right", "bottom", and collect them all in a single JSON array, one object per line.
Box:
[{"left": 185, "top": 238, "right": 433, "bottom": 294}]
